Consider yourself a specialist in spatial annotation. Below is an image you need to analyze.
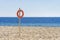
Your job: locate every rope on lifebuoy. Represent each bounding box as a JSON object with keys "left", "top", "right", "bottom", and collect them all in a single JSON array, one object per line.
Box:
[{"left": 17, "top": 8, "right": 24, "bottom": 18}]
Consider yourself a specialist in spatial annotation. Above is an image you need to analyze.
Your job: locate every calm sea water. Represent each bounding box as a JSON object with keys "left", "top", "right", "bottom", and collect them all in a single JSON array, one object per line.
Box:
[{"left": 0, "top": 17, "right": 60, "bottom": 27}]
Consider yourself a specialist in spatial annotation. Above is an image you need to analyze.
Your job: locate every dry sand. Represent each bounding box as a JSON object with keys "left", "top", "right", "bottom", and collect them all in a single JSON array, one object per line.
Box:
[{"left": 0, "top": 26, "right": 60, "bottom": 40}]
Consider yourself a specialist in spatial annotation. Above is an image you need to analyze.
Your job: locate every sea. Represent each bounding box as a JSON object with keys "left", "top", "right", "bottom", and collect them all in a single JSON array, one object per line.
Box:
[{"left": 0, "top": 17, "right": 60, "bottom": 27}]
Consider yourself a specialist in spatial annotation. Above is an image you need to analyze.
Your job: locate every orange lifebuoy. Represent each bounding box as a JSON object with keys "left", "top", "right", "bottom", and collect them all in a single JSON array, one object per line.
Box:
[{"left": 17, "top": 8, "right": 24, "bottom": 18}]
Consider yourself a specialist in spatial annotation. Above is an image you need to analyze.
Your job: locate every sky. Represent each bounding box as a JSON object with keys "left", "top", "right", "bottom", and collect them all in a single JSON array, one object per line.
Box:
[{"left": 0, "top": 0, "right": 60, "bottom": 17}]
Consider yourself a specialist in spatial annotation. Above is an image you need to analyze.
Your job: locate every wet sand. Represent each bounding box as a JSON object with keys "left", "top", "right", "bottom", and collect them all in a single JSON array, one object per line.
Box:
[{"left": 0, "top": 26, "right": 60, "bottom": 40}]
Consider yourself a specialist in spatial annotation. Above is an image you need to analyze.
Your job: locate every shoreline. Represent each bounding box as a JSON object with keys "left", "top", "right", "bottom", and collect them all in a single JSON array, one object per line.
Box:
[{"left": 0, "top": 26, "right": 60, "bottom": 28}]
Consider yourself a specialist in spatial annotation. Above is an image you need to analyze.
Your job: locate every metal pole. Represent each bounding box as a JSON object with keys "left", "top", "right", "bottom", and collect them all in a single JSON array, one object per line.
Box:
[
  {"left": 18, "top": 8, "right": 21, "bottom": 37},
  {"left": 18, "top": 18, "right": 21, "bottom": 37}
]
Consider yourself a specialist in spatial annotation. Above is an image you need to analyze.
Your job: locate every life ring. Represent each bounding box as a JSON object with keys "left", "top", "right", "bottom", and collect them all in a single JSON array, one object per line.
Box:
[{"left": 17, "top": 8, "right": 24, "bottom": 18}]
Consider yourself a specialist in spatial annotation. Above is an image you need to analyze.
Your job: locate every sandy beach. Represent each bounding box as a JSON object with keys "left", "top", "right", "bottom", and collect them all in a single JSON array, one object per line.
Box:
[{"left": 0, "top": 26, "right": 60, "bottom": 40}]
